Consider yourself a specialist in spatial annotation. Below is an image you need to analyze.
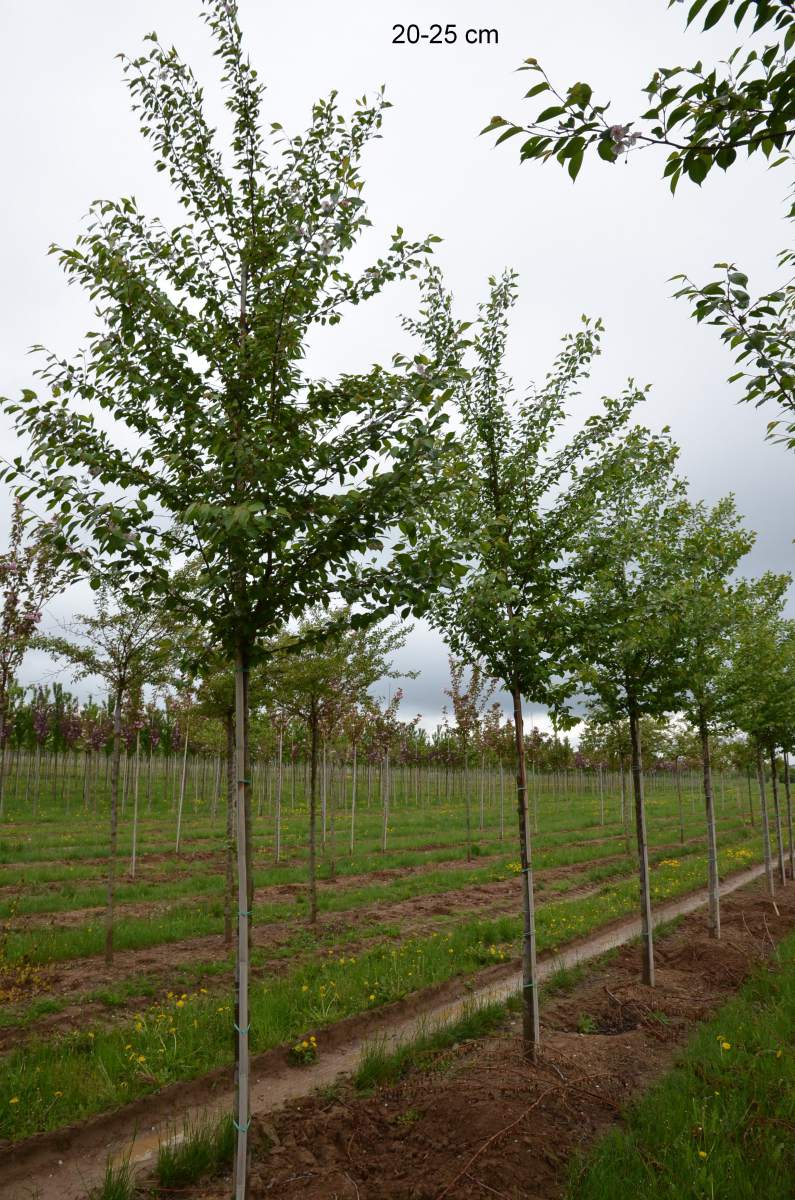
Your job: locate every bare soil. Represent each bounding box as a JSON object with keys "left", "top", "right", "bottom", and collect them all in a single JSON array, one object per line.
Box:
[
  {"left": 193, "top": 878, "right": 795, "bottom": 1200},
  {"left": 0, "top": 865, "right": 781, "bottom": 1200}
]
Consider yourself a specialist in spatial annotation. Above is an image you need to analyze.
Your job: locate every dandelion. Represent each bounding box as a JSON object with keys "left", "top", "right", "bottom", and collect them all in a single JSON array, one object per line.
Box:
[
  {"left": 721, "top": 1041, "right": 731, "bottom": 1051},
  {"left": 698, "top": 1151, "right": 708, "bottom": 1160},
  {"left": 176, "top": 1000, "right": 185, "bottom": 1008},
  {"left": 9, "top": 1097, "right": 19, "bottom": 1105}
]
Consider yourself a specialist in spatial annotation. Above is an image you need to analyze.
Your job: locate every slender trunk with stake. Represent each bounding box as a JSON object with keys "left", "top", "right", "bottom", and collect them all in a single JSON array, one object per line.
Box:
[
  {"left": 511, "top": 683, "right": 540, "bottom": 1055},
  {"left": 675, "top": 759, "right": 685, "bottom": 846},
  {"left": 629, "top": 704, "right": 655, "bottom": 986},
  {"left": 349, "top": 742, "right": 358, "bottom": 855},
  {"left": 756, "top": 743, "right": 775, "bottom": 898},
  {"left": 381, "top": 751, "right": 390, "bottom": 853},
  {"left": 274, "top": 729, "right": 283, "bottom": 864},
  {"left": 308, "top": 700, "right": 319, "bottom": 923},
  {"left": 105, "top": 686, "right": 123, "bottom": 965},
  {"left": 698, "top": 710, "right": 720, "bottom": 940},
  {"left": 598, "top": 763, "right": 604, "bottom": 826},
  {"left": 175, "top": 722, "right": 190, "bottom": 854},
  {"left": 769, "top": 746, "right": 786, "bottom": 887},
  {"left": 130, "top": 731, "right": 141, "bottom": 879},
  {"left": 232, "top": 643, "right": 251, "bottom": 1200},
  {"left": 783, "top": 750, "right": 794, "bottom": 880},
  {"left": 463, "top": 750, "right": 472, "bottom": 861},
  {"left": 224, "top": 712, "right": 235, "bottom": 948}
]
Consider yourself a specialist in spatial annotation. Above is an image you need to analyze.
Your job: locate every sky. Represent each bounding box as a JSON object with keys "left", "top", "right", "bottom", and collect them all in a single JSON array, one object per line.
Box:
[{"left": 1, "top": 0, "right": 792, "bottom": 734}]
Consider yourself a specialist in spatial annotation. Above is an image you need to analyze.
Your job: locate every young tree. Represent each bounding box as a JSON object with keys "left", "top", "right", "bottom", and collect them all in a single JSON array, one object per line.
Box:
[
  {"left": 724, "top": 574, "right": 794, "bottom": 893},
  {"left": 414, "top": 270, "right": 642, "bottom": 1053},
  {"left": 0, "top": 501, "right": 68, "bottom": 816},
  {"left": 37, "top": 588, "right": 172, "bottom": 962},
  {"left": 572, "top": 432, "right": 688, "bottom": 986},
  {"left": 1, "top": 4, "right": 457, "bottom": 1190},
  {"left": 485, "top": 0, "right": 795, "bottom": 446},
  {"left": 672, "top": 497, "right": 755, "bottom": 937},
  {"left": 268, "top": 610, "right": 408, "bottom": 920},
  {"left": 445, "top": 656, "right": 496, "bottom": 859}
]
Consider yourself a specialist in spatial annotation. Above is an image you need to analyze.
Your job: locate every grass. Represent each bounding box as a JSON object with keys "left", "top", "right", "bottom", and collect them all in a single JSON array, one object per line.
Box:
[
  {"left": 156, "top": 1112, "right": 235, "bottom": 1187},
  {"left": 354, "top": 999, "right": 508, "bottom": 1091},
  {"left": 567, "top": 928, "right": 795, "bottom": 1199},
  {"left": 0, "top": 840, "right": 764, "bottom": 1141},
  {"left": 87, "top": 1154, "right": 135, "bottom": 1200}
]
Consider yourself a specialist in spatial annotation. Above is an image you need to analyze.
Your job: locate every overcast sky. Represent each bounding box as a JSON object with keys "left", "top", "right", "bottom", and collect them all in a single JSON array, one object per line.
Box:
[{"left": 1, "top": 0, "right": 792, "bottom": 733}]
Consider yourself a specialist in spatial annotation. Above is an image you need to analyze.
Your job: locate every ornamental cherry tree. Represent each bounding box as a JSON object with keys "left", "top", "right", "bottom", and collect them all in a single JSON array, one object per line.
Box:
[{"left": 0, "top": 500, "right": 68, "bottom": 815}]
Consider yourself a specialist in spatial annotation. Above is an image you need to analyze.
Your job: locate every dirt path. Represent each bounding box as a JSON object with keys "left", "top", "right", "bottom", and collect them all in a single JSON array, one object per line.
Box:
[{"left": 0, "top": 862, "right": 771, "bottom": 1200}]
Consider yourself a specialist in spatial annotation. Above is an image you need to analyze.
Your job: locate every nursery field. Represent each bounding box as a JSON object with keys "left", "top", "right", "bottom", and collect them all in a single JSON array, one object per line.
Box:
[{"left": 0, "top": 765, "right": 766, "bottom": 1150}]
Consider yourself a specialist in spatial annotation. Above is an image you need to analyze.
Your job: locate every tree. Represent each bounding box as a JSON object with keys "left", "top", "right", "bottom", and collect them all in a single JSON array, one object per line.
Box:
[
  {"left": 267, "top": 610, "right": 408, "bottom": 921},
  {"left": 0, "top": 501, "right": 68, "bottom": 816},
  {"left": 671, "top": 497, "right": 755, "bottom": 938},
  {"left": 445, "top": 656, "right": 496, "bottom": 859},
  {"left": 485, "top": 0, "right": 795, "bottom": 445},
  {"left": 414, "top": 269, "right": 642, "bottom": 1053},
  {"left": 573, "top": 431, "right": 688, "bottom": 986},
  {"left": 37, "top": 587, "right": 172, "bottom": 963},
  {"left": 723, "top": 573, "right": 794, "bottom": 892},
  {"left": 0, "top": 4, "right": 458, "bottom": 1191}
]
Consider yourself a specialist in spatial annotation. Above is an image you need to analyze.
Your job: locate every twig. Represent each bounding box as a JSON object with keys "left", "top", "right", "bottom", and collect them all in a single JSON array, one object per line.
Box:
[
  {"left": 344, "top": 1171, "right": 361, "bottom": 1199},
  {"left": 464, "top": 1171, "right": 512, "bottom": 1198},
  {"left": 435, "top": 1088, "right": 557, "bottom": 1199}
]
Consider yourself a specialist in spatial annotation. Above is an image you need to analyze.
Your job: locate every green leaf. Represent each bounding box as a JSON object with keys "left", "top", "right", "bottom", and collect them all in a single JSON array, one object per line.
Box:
[
  {"left": 568, "top": 149, "right": 585, "bottom": 180},
  {"left": 686, "top": 0, "right": 710, "bottom": 27},
  {"left": 536, "top": 105, "right": 566, "bottom": 122},
  {"left": 702, "top": 0, "right": 729, "bottom": 30}
]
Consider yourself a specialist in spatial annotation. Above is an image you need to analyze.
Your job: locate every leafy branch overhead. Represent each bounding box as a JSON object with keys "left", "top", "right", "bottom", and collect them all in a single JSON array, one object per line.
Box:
[{"left": 484, "top": 0, "right": 795, "bottom": 445}]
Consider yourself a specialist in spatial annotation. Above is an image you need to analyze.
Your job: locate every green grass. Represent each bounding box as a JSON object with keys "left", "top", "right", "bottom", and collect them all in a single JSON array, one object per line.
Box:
[
  {"left": 156, "top": 1112, "right": 235, "bottom": 1187},
  {"left": 354, "top": 999, "right": 509, "bottom": 1091},
  {"left": 0, "top": 839, "right": 763, "bottom": 1141},
  {"left": 87, "top": 1154, "right": 135, "bottom": 1200},
  {"left": 567, "top": 929, "right": 795, "bottom": 1200}
]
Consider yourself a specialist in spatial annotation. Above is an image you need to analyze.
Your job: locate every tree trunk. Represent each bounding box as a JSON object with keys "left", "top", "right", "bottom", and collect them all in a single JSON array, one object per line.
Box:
[
  {"left": 130, "top": 731, "right": 141, "bottom": 879},
  {"left": 756, "top": 743, "right": 775, "bottom": 898},
  {"left": 675, "top": 761, "right": 685, "bottom": 845},
  {"left": 619, "top": 752, "right": 632, "bottom": 858},
  {"left": 224, "top": 712, "right": 235, "bottom": 948},
  {"left": 349, "top": 743, "right": 357, "bottom": 855},
  {"left": 232, "top": 644, "right": 251, "bottom": 1200},
  {"left": 784, "top": 751, "right": 794, "bottom": 881},
  {"left": 629, "top": 705, "right": 655, "bottom": 986},
  {"left": 464, "top": 753, "right": 472, "bottom": 862},
  {"left": 769, "top": 746, "right": 786, "bottom": 887},
  {"left": 175, "top": 724, "right": 190, "bottom": 854},
  {"left": 511, "top": 684, "right": 540, "bottom": 1056},
  {"left": 105, "top": 687, "right": 123, "bottom": 965},
  {"left": 308, "top": 701, "right": 319, "bottom": 923},
  {"left": 381, "top": 751, "right": 390, "bottom": 853},
  {"left": 698, "top": 711, "right": 720, "bottom": 940},
  {"left": 274, "top": 730, "right": 283, "bottom": 864}
]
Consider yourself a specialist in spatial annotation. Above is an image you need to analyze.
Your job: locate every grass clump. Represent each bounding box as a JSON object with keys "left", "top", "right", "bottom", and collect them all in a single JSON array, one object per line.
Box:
[
  {"left": 87, "top": 1154, "right": 135, "bottom": 1200},
  {"left": 567, "top": 930, "right": 795, "bottom": 1199},
  {"left": 355, "top": 999, "right": 506, "bottom": 1092},
  {"left": 156, "top": 1112, "right": 235, "bottom": 1188}
]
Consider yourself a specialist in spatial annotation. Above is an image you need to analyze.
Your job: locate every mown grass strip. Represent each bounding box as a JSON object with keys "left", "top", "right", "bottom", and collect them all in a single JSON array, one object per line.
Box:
[{"left": 567, "top": 927, "right": 795, "bottom": 1199}]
